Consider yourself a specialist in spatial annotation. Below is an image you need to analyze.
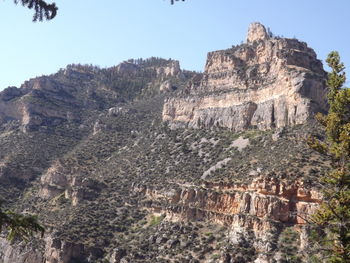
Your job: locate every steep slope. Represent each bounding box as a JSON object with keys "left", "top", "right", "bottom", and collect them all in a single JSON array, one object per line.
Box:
[
  {"left": 0, "top": 58, "right": 190, "bottom": 199},
  {"left": 0, "top": 24, "right": 331, "bottom": 263}
]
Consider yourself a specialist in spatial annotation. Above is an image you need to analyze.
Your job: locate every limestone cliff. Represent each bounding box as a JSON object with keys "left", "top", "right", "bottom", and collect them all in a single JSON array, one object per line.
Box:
[
  {"left": 163, "top": 23, "right": 327, "bottom": 131},
  {"left": 134, "top": 175, "right": 321, "bottom": 261}
]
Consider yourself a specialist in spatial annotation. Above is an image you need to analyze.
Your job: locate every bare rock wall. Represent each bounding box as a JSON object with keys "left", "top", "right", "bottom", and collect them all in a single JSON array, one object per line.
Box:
[{"left": 163, "top": 23, "right": 328, "bottom": 131}]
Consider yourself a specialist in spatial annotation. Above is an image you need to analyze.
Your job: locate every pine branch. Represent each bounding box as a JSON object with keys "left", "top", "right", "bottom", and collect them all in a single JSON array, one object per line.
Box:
[
  {"left": 14, "top": 0, "right": 57, "bottom": 21},
  {"left": 170, "top": 0, "right": 185, "bottom": 4}
]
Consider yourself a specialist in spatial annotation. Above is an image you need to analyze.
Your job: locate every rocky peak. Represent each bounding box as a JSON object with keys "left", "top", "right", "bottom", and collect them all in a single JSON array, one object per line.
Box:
[
  {"left": 163, "top": 23, "right": 327, "bottom": 131},
  {"left": 246, "top": 22, "right": 270, "bottom": 43}
]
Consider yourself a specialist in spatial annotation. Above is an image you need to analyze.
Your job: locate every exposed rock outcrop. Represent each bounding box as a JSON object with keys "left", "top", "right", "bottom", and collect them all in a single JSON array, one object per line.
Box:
[
  {"left": 0, "top": 238, "right": 43, "bottom": 263},
  {"left": 115, "top": 61, "right": 140, "bottom": 75},
  {"left": 134, "top": 175, "right": 321, "bottom": 258},
  {"left": 135, "top": 176, "right": 321, "bottom": 226},
  {"left": 39, "top": 160, "right": 105, "bottom": 206},
  {"left": 0, "top": 236, "right": 102, "bottom": 263},
  {"left": 156, "top": 60, "right": 183, "bottom": 78},
  {"left": 163, "top": 23, "right": 327, "bottom": 131},
  {"left": 0, "top": 77, "right": 81, "bottom": 133},
  {"left": 247, "top": 22, "right": 270, "bottom": 43}
]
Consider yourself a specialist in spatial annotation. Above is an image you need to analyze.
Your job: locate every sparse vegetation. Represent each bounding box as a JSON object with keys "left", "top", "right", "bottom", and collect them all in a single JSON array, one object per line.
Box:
[
  {"left": 278, "top": 227, "right": 302, "bottom": 262},
  {"left": 0, "top": 56, "right": 331, "bottom": 262},
  {"left": 148, "top": 214, "right": 165, "bottom": 227}
]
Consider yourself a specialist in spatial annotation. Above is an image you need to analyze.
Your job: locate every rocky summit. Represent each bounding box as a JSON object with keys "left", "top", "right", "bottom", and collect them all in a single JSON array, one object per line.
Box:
[
  {"left": 163, "top": 22, "right": 327, "bottom": 131},
  {"left": 0, "top": 23, "right": 330, "bottom": 263}
]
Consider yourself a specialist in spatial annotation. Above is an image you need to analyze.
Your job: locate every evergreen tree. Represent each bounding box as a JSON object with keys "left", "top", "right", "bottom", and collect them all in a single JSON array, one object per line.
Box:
[
  {"left": 14, "top": 0, "right": 185, "bottom": 22},
  {"left": 0, "top": 201, "right": 44, "bottom": 241},
  {"left": 13, "top": 0, "right": 57, "bottom": 21},
  {"left": 308, "top": 51, "right": 350, "bottom": 262}
]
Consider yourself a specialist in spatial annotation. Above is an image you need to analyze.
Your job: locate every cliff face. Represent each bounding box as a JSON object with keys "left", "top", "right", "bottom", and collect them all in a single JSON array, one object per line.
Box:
[
  {"left": 134, "top": 175, "right": 321, "bottom": 260},
  {"left": 163, "top": 23, "right": 327, "bottom": 131}
]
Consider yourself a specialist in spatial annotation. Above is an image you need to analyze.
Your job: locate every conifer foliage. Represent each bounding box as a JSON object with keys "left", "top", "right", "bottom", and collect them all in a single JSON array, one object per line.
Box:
[
  {"left": 0, "top": 202, "right": 44, "bottom": 242},
  {"left": 308, "top": 51, "right": 350, "bottom": 262},
  {"left": 14, "top": 0, "right": 57, "bottom": 21},
  {"left": 170, "top": 0, "right": 185, "bottom": 4},
  {"left": 14, "top": 0, "right": 184, "bottom": 22}
]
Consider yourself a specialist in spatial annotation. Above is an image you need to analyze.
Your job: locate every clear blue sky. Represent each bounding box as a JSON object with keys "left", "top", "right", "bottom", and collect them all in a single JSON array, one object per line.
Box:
[{"left": 1, "top": 0, "right": 349, "bottom": 89}]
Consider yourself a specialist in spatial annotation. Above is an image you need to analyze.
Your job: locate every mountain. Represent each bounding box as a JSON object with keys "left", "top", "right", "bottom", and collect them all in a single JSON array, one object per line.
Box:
[{"left": 0, "top": 23, "right": 330, "bottom": 263}]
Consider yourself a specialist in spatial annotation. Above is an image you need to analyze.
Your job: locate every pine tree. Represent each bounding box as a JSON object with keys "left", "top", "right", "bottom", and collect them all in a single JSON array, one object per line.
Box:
[
  {"left": 0, "top": 201, "right": 44, "bottom": 242},
  {"left": 308, "top": 51, "right": 350, "bottom": 262},
  {"left": 13, "top": 0, "right": 57, "bottom": 21},
  {"left": 14, "top": 0, "right": 185, "bottom": 22}
]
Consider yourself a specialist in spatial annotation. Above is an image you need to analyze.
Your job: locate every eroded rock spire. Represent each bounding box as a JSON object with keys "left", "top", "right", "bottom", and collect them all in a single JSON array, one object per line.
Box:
[{"left": 246, "top": 22, "right": 270, "bottom": 43}]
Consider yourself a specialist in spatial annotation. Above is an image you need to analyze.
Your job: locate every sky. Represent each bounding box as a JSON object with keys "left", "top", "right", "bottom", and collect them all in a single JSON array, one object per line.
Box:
[{"left": 1, "top": 0, "right": 350, "bottom": 89}]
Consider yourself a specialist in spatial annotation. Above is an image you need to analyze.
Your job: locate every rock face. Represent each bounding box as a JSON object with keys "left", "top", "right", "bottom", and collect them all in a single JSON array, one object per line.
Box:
[
  {"left": 156, "top": 60, "right": 183, "bottom": 78},
  {"left": 247, "top": 22, "right": 270, "bottom": 43},
  {"left": 163, "top": 23, "right": 327, "bottom": 131},
  {"left": 0, "top": 238, "right": 43, "bottom": 263},
  {"left": 0, "top": 76, "right": 83, "bottom": 133},
  {"left": 134, "top": 175, "right": 321, "bottom": 259},
  {"left": 115, "top": 61, "right": 140, "bottom": 75},
  {"left": 136, "top": 175, "right": 321, "bottom": 225}
]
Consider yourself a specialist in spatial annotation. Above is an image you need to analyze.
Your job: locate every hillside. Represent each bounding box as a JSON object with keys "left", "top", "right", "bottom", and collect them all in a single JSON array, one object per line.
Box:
[{"left": 0, "top": 23, "right": 330, "bottom": 263}]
